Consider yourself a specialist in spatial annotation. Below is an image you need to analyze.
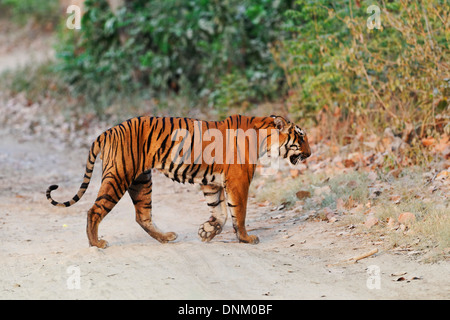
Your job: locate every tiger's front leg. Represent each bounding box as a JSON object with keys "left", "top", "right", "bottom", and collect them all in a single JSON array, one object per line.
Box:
[
  {"left": 224, "top": 174, "right": 259, "bottom": 244},
  {"left": 198, "top": 185, "right": 227, "bottom": 242}
]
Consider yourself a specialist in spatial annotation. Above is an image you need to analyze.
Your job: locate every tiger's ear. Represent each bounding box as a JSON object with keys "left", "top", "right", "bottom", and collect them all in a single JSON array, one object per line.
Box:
[{"left": 273, "top": 116, "right": 290, "bottom": 133}]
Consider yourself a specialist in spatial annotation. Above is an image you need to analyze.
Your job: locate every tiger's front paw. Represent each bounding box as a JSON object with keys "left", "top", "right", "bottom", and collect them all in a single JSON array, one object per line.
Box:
[
  {"left": 239, "top": 234, "right": 260, "bottom": 244},
  {"left": 90, "top": 239, "right": 109, "bottom": 249},
  {"left": 198, "top": 219, "right": 222, "bottom": 242}
]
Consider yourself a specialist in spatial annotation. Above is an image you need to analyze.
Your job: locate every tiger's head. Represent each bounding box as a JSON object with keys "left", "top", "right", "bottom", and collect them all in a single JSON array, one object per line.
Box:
[{"left": 271, "top": 115, "right": 311, "bottom": 165}]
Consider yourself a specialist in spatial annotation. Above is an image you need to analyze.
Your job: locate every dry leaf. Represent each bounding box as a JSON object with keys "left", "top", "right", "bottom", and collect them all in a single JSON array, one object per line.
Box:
[
  {"left": 433, "top": 135, "right": 449, "bottom": 153},
  {"left": 344, "top": 196, "right": 356, "bottom": 209},
  {"left": 295, "top": 190, "right": 311, "bottom": 200},
  {"left": 323, "top": 207, "right": 337, "bottom": 223},
  {"left": 336, "top": 198, "right": 345, "bottom": 212},
  {"left": 349, "top": 203, "right": 364, "bottom": 214},
  {"left": 389, "top": 168, "right": 402, "bottom": 178},
  {"left": 421, "top": 137, "right": 436, "bottom": 147},
  {"left": 364, "top": 216, "right": 379, "bottom": 229},
  {"left": 392, "top": 275, "right": 423, "bottom": 282},
  {"left": 387, "top": 217, "right": 400, "bottom": 230},
  {"left": 391, "top": 271, "right": 407, "bottom": 277},
  {"left": 258, "top": 200, "right": 270, "bottom": 207},
  {"left": 394, "top": 276, "right": 407, "bottom": 282},
  {"left": 398, "top": 212, "right": 416, "bottom": 225},
  {"left": 290, "top": 169, "right": 300, "bottom": 178},
  {"left": 436, "top": 170, "right": 449, "bottom": 180},
  {"left": 344, "top": 159, "right": 356, "bottom": 167},
  {"left": 390, "top": 195, "right": 401, "bottom": 204}
]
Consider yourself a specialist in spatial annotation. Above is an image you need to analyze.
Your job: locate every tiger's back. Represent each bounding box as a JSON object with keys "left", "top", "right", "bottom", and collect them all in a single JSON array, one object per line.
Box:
[{"left": 100, "top": 115, "right": 270, "bottom": 185}]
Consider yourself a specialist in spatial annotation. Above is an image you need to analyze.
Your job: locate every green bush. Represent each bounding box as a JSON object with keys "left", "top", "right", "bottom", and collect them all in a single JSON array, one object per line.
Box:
[
  {"left": 274, "top": 0, "right": 449, "bottom": 137},
  {"left": 0, "top": 0, "right": 60, "bottom": 25},
  {"left": 56, "top": 0, "right": 294, "bottom": 114}
]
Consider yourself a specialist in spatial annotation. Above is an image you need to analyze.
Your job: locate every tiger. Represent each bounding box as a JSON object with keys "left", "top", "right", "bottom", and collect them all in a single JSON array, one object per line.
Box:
[{"left": 46, "top": 115, "right": 311, "bottom": 248}]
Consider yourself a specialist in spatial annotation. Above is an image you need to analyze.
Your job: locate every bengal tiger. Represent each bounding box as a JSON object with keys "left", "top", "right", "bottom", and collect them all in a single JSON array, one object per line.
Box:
[{"left": 46, "top": 115, "right": 311, "bottom": 248}]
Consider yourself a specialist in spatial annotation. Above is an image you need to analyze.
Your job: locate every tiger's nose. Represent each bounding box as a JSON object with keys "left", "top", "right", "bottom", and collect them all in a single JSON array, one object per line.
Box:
[{"left": 301, "top": 151, "right": 311, "bottom": 160}]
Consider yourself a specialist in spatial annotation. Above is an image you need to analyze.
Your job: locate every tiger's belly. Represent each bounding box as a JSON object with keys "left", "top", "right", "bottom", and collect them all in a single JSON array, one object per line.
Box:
[{"left": 157, "top": 164, "right": 224, "bottom": 187}]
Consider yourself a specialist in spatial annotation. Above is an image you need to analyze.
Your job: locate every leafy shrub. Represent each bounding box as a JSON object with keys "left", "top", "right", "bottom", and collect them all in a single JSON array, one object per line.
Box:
[
  {"left": 273, "top": 0, "right": 449, "bottom": 140},
  {"left": 56, "top": 0, "right": 294, "bottom": 113}
]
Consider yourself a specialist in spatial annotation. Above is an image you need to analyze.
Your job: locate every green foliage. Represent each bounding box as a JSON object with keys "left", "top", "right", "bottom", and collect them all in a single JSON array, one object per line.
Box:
[
  {"left": 0, "top": 0, "right": 60, "bottom": 25},
  {"left": 56, "top": 0, "right": 294, "bottom": 113},
  {"left": 208, "top": 72, "right": 254, "bottom": 116},
  {"left": 274, "top": 0, "right": 449, "bottom": 136}
]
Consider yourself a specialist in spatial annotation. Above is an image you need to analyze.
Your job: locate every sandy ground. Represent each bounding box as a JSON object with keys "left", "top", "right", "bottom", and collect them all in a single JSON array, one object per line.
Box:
[
  {"left": 0, "top": 20, "right": 448, "bottom": 300},
  {"left": 0, "top": 132, "right": 449, "bottom": 300}
]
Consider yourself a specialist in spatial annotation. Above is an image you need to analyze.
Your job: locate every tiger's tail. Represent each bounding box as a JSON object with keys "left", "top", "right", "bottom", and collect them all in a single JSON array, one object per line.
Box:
[{"left": 46, "top": 135, "right": 104, "bottom": 207}]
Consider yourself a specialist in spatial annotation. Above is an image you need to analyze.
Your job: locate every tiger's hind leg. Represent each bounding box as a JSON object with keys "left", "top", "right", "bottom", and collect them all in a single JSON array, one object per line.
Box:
[
  {"left": 128, "top": 171, "right": 177, "bottom": 243},
  {"left": 198, "top": 185, "right": 227, "bottom": 242},
  {"left": 87, "top": 178, "right": 126, "bottom": 248}
]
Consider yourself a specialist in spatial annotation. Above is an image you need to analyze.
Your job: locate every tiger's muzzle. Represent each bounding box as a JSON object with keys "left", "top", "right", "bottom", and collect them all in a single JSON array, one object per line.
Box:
[{"left": 289, "top": 151, "right": 310, "bottom": 165}]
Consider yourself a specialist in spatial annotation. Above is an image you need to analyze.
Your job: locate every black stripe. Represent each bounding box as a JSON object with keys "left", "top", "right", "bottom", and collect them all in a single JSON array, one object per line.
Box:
[
  {"left": 156, "top": 118, "right": 165, "bottom": 141},
  {"left": 207, "top": 199, "right": 223, "bottom": 207},
  {"left": 105, "top": 180, "right": 123, "bottom": 202},
  {"left": 142, "top": 203, "right": 152, "bottom": 210},
  {"left": 181, "top": 164, "right": 192, "bottom": 183},
  {"left": 203, "top": 191, "right": 219, "bottom": 196},
  {"left": 188, "top": 164, "right": 201, "bottom": 184},
  {"left": 132, "top": 178, "right": 152, "bottom": 185},
  {"left": 160, "top": 138, "right": 177, "bottom": 169},
  {"left": 95, "top": 194, "right": 118, "bottom": 205},
  {"left": 142, "top": 187, "right": 152, "bottom": 196},
  {"left": 94, "top": 202, "right": 113, "bottom": 214},
  {"left": 145, "top": 117, "right": 155, "bottom": 153}
]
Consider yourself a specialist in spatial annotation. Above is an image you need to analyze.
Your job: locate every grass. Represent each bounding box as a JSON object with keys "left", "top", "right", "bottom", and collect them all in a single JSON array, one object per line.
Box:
[
  {"left": 252, "top": 169, "right": 371, "bottom": 211},
  {"left": 371, "top": 169, "right": 450, "bottom": 261},
  {"left": 252, "top": 166, "right": 449, "bottom": 261},
  {"left": 1, "top": 62, "right": 65, "bottom": 100}
]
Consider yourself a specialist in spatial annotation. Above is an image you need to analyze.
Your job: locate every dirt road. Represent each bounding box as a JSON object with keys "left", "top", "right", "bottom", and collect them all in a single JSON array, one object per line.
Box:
[
  {"left": 0, "top": 131, "right": 449, "bottom": 299},
  {"left": 0, "top": 19, "right": 448, "bottom": 300}
]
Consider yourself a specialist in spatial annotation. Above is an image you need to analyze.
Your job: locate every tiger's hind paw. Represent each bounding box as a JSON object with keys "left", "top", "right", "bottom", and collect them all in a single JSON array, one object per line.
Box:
[
  {"left": 158, "top": 232, "right": 178, "bottom": 243},
  {"left": 198, "top": 219, "right": 222, "bottom": 242}
]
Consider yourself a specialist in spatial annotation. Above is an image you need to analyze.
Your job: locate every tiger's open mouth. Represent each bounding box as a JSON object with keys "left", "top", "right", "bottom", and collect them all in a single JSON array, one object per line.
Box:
[
  {"left": 290, "top": 154, "right": 302, "bottom": 165},
  {"left": 290, "top": 153, "right": 310, "bottom": 165}
]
